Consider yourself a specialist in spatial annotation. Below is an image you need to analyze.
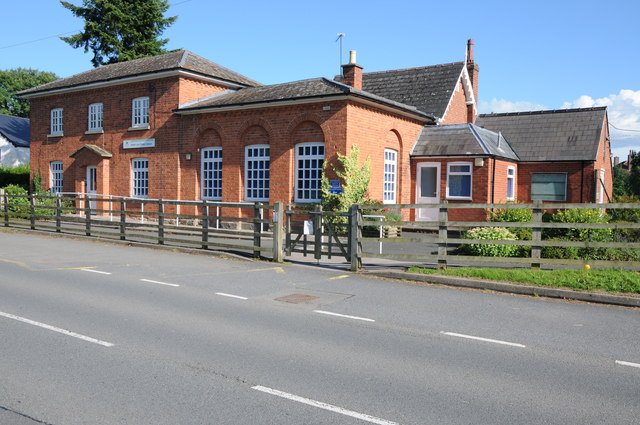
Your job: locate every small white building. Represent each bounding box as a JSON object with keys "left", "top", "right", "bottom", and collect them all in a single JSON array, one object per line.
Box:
[{"left": 0, "top": 113, "right": 29, "bottom": 167}]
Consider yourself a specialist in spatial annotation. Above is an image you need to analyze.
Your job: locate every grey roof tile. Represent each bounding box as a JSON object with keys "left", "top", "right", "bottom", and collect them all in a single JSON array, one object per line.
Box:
[
  {"left": 412, "top": 123, "right": 519, "bottom": 160},
  {"left": 20, "top": 50, "right": 260, "bottom": 96},
  {"left": 475, "top": 107, "right": 607, "bottom": 162},
  {"left": 336, "top": 62, "right": 464, "bottom": 118},
  {"left": 0, "top": 113, "right": 29, "bottom": 147}
]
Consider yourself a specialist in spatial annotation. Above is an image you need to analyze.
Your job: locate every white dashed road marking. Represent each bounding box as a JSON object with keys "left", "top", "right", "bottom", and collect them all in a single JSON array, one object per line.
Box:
[
  {"left": 441, "top": 331, "right": 526, "bottom": 348},
  {"left": 615, "top": 360, "right": 640, "bottom": 369},
  {"left": 252, "top": 385, "right": 400, "bottom": 425},
  {"left": 79, "top": 268, "right": 112, "bottom": 275},
  {"left": 140, "top": 278, "right": 180, "bottom": 287},
  {"left": 313, "top": 310, "right": 375, "bottom": 322},
  {"left": 0, "top": 311, "right": 114, "bottom": 347},
  {"left": 216, "top": 292, "right": 248, "bottom": 300}
]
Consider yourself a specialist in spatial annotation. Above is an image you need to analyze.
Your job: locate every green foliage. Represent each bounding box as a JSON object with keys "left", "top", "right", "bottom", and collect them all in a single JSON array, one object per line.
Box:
[
  {"left": 609, "top": 196, "right": 640, "bottom": 243},
  {"left": 462, "top": 227, "right": 519, "bottom": 257},
  {"left": 629, "top": 167, "right": 640, "bottom": 196},
  {"left": 545, "top": 208, "right": 611, "bottom": 241},
  {"left": 60, "top": 0, "right": 177, "bottom": 67},
  {"left": 612, "top": 166, "right": 630, "bottom": 198},
  {"left": 321, "top": 145, "right": 371, "bottom": 212},
  {"left": 0, "top": 164, "right": 29, "bottom": 189},
  {"left": 406, "top": 266, "right": 640, "bottom": 294},
  {"left": 3, "top": 184, "right": 29, "bottom": 215},
  {"left": 487, "top": 203, "right": 532, "bottom": 243},
  {"left": 0, "top": 68, "right": 58, "bottom": 117}
]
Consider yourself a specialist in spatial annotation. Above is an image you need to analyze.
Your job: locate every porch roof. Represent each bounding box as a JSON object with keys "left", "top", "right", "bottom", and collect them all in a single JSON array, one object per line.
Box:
[{"left": 70, "top": 144, "right": 113, "bottom": 159}]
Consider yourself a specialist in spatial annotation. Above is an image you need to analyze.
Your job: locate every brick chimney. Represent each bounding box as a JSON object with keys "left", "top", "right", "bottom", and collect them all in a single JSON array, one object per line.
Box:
[
  {"left": 341, "top": 50, "right": 363, "bottom": 90},
  {"left": 466, "top": 39, "right": 479, "bottom": 107}
]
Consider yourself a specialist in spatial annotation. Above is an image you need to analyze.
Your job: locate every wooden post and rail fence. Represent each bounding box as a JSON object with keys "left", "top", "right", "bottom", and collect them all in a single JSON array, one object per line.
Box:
[{"left": 1, "top": 190, "right": 639, "bottom": 271}]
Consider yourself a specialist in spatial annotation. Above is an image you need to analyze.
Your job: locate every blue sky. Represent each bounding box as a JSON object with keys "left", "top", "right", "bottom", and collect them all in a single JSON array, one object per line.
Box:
[{"left": 2, "top": 0, "right": 639, "bottom": 159}]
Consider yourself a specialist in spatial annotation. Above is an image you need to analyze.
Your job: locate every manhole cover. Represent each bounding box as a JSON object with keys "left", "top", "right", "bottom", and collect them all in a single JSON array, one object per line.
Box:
[{"left": 274, "top": 294, "right": 320, "bottom": 304}]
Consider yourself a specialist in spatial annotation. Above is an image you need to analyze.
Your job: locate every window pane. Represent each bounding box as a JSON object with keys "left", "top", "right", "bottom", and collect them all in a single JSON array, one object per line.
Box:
[
  {"left": 245, "top": 145, "right": 270, "bottom": 201},
  {"left": 201, "top": 148, "right": 222, "bottom": 200},
  {"left": 531, "top": 173, "right": 566, "bottom": 201},
  {"left": 449, "top": 175, "right": 471, "bottom": 197},
  {"left": 295, "top": 143, "right": 324, "bottom": 202}
]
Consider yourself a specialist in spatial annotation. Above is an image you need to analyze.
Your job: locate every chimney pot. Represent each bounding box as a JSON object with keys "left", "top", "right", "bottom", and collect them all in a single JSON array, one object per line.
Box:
[
  {"left": 341, "top": 50, "right": 364, "bottom": 90},
  {"left": 349, "top": 50, "right": 357, "bottom": 65},
  {"left": 467, "top": 39, "right": 474, "bottom": 63}
]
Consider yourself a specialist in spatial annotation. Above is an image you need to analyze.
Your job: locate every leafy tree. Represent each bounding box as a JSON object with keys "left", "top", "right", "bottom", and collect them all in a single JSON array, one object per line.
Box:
[
  {"left": 60, "top": 0, "right": 177, "bottom": 67},
  {"left": 630, "top": 166, "right": 640, "bottom": 197},
  {"left": 612, "top": 165, "right": 630, "bottom": 198},
  {"left": 0, "top": 68, "right": 58, "bottom": 117},
  {"left": 321, "top": 145, "right": 371, "bottom": 213}
]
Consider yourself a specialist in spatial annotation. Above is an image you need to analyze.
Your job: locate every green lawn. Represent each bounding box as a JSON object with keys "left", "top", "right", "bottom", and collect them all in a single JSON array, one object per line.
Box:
[{"left": 406, "top": 266, "right": 640, "bottom": 295}]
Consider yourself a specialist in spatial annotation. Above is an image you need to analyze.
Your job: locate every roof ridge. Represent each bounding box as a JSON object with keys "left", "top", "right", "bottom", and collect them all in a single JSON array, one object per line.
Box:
[
  {"left": 362, "top": 61, "right": 465, "bottom": 76},
  {"left": 0, "top": 113, "right": 29, "bottom": 121},
  {"left": 479, "top": 106, "right": 607, "bottom": 117}
]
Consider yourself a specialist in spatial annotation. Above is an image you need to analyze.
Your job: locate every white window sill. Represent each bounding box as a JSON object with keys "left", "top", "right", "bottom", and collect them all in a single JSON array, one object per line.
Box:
[
  {"left": 85, "top": 129, "right": 104, "bottom": 135},
  {"left": 446, "top": 196, "right": 472, "bottom": 201},
  {"left": 47, "top": 133, "right": 63, "bottom": 138},
  {"left": 128, "top": 125, "right": 150, "bottom": 131}
]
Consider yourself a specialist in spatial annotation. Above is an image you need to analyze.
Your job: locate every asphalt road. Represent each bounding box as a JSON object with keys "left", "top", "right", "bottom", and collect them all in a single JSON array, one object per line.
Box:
[{"left": 0, "top": 231, "right": 638, "bottom": 425}]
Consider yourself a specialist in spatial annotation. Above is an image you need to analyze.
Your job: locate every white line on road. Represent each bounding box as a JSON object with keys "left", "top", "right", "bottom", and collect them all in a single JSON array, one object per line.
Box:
[
  {"left": 313, "top": 310, "right": 375, "bottom": 322},
  {"left": 215, "top": 292, "right": 248, "bottom": 300},
  {"left": 252, "top": 385, "right": 400, "bottom": 425},
  {"left": 79, "top": 268, "right": 112, "bottom": 275},
  {"left": 440, "top": 331, "right": 526, "bottom": 348},
  {"left": 140, "top": 278, "right": 180, "bottom": 287},
  {"left": 615, "top": 360, "right": 640, "bottom": 369},
  {"left": 0, "top": 311, "right": 114, "bottom": 347}
]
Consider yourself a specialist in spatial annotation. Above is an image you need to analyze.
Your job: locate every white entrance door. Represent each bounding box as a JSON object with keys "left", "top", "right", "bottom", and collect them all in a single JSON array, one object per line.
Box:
[
  {"left": 86, "top": 166, "right": 97, "bottom": 212},
  {"left": 416, "top": 162, "right": 440, "bottom": 221}
]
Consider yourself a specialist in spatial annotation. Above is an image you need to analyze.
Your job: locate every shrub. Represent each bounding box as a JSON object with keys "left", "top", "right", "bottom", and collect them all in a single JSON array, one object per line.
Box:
[
  {"left": 462, "top": 227, "right": 519, "bottom": 257},
  {"left": 0, "top": 164, "right": 29, "bottom": 190},
  {"left": 609, "top": 196, "right": 640, "bottom": 242},
  {"left": 3, "top": 184, "right": 30, "bottom": 216},
  {"left": 487, "top": 204, "right": 532, "bottom": 253}
]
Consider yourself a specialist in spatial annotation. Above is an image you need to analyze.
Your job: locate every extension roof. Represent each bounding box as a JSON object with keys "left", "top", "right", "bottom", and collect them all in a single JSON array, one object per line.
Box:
[
  {"left": 177, "top": 77, "right": 435, "bottom": 120},
  {"left": 0, "top": 113, "right": 29, "bottom": 148},
  {"left": 19, "top": 50, "right": 260, "bottom": 97},
  {"left": 337, "top": 62, "right": 466, "bottom": 118},
  {"left": 475, "top": 107, "right": 607, "bottom": 162},
  {"left": 412, "top": 123, "right": 519, "bottom": 160}
]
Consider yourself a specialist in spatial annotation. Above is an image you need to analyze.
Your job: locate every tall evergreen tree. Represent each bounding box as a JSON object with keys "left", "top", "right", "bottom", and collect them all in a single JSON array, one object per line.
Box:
[
  {"left": 60, "top": 0, "right": 177, "bottom": 67},
  {"left": 0, "top": 68, "right": 58, "bottom": 117}
]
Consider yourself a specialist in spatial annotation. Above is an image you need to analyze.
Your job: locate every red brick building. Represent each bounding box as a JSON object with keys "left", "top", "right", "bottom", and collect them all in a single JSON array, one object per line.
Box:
[{"left": 21, "top": 40, "right": 612, "bottom": 221}]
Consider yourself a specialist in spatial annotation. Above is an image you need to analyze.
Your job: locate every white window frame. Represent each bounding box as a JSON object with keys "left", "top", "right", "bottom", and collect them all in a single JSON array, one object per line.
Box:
[
  {"left": 506, "top": 166, "right": 516, "bottom": 201},
  {"left": 383, "top": 149, "right": 398, "bottom": 204},
  {"left": 531, "top": 172, "right": 567, "bottom": 201},
  {"left": 446, "top": 161, "right": 473, "bottom": 200},
  {"left": 88, "top": 103, "right": 103, "bottom": 131},
  {"left": 50, "top": 108, "right": 63, "bottom": 135},
  {"left": 50, "top": 161, "right": 63, "bottom": 194},
  {"left": 131, "top": 158, "right": 149, "bottom": 199},
  {"left": 245, "top": 144, "right": 270, "bottom": 202},
  {"left": 201, "top": 147, "right": 222, "bottom": 201},
  {"left": 294, "top": 142, "right": 324, "bottom": 203},
  {"left": 132, "top": 97, "right": 149, "bottom": 128}
]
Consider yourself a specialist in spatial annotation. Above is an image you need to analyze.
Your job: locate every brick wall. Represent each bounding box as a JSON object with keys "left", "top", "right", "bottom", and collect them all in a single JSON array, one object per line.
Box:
[{"left": 440, "top": 80, "right": 470, "bottom": 125}]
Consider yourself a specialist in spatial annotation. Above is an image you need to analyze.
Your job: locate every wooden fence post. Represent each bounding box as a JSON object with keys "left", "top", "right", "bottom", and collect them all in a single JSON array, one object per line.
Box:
[
  {"left": 313, "top": 204, "right": 323, "bottom": 261},
  {"left": 3, "top": 191, "right": 9, "bottom": 227},
  {"left": 253, "top": 202, "right": 262, "bottom": 258},
  {"left": 272, "top": 202, "right": 284, "bottom": 263},
  {"left": 119, "top": 200, "right": 126, "bottom": 241},
  {"left": 29, "top": 194, "right": 36, "bottom": 230},
  {"left": 158, "top": 199, "right": 165, "bottom": 245},
  {"left": 84, "top": 196, "right": 91, "bottom": 236},
  {"left": 55, "top": 196, "right": 62, "bottom": 233},
  {"left": 438, "top": 201, "right": 448, "bottom": 270},
  {"left": 349, "top": 203, "right": 362, "bottom": 272},
  {"left": 202, "top": 200, "right": 209, "bottom": 250},
  {"left": 531, "top": 201, "right": 542, "bottom": 269}
]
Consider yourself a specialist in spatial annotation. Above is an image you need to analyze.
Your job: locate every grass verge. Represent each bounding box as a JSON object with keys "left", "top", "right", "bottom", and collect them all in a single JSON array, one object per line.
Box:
[{"left": 406, "top": 266, "right": 640, "bottom": 295}]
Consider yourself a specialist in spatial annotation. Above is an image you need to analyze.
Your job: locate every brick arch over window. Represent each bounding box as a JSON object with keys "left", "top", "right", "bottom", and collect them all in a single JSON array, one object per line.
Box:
[
  {"left": 291, "top": 120, "right": 325, "bottom": 144},
  {"left": 195, "top": 127, "right": 222, "bottom": 149},
  {"left": 236, "top": 117, "right": 275, "bottom": 143},
  {"left": 386, "top": 129, "right": 402, "bottom": 150},
  {"left": 286, "top": 113, "right": 333, "bottom": 147},
  {"left": 241, "top": 125, "right": 270, "bottom": 146},
  {"left": 290, "top": 121, "right": 326, "bottom": 203}
]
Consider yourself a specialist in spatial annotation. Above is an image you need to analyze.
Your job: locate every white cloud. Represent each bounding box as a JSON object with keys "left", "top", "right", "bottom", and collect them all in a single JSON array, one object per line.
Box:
[
  {"left": 478, "top": 98, "right": 547, "bottom": 114},
  {"left": 562, "top": 89, "right": 640, "bottom": 161}
]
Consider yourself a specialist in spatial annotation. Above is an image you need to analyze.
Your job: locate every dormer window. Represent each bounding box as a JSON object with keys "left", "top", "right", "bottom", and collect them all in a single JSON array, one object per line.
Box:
[
  {"left": 132, "top": 97, "right": 149, "bottom": 128},
  {"left": 88, "top": 103, "right": 103, "bottom": 131},
  {"left": 50, "top": 108, "right": 63, "bottom": 135}
]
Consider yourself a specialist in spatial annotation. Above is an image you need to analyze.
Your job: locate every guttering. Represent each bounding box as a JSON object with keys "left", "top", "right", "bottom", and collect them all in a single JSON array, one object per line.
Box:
[
  {"left": 20, "top": 70, "right": 247, "bottom": 99},
  {"left": 175, "top": 94, "right": 434, "bottom": 122}
]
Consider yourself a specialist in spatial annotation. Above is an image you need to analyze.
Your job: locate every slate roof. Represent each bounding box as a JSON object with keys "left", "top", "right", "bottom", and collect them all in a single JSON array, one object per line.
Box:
[
  {"left": 70, "top": 144, "right": 113, "bottom": 159},
  {"left": 336, "top": 62, "right": 465, "bottom": 118},
  {"left": 0, "top": 113, "right": 29, "bottom": 148},
  {"left": 19, "top": 50, "right": 260, "bottom": 96},
  {"left": 177, "top": 78, "right": 435, "bottom": 120},
  {"left": 475, "top": 107, "right": 607, "bottom": 162},
  {"left": 412, "top": 124, "right": 519, "bottom": 160}
]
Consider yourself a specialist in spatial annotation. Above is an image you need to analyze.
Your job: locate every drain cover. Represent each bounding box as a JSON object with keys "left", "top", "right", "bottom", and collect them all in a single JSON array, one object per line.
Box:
[{"left": 274, "top": 294, "right": 320, "bottom": 304}]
